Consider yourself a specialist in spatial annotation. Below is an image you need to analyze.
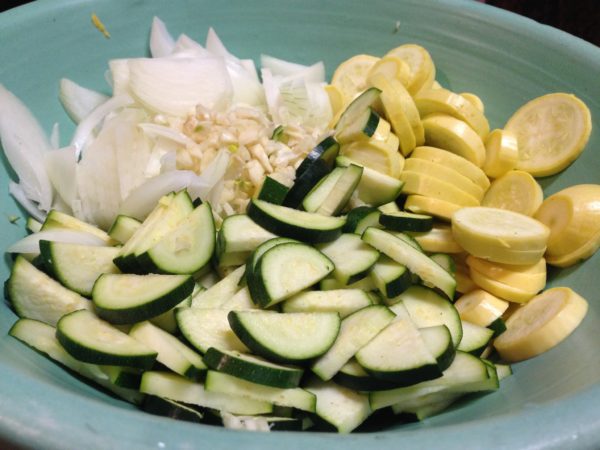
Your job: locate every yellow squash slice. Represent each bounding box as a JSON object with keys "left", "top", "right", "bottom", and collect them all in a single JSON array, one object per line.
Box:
[
  {"left": 482, "top": 129, "right": 519, "bottom": 179},
  {"left": 482, "top": 170, "right": 543, "bottom": 217}
]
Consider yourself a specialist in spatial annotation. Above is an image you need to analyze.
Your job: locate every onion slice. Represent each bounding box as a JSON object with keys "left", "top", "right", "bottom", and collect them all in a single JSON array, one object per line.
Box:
[
  {"left": 7, "top": 230, "right": 107, "bottom": 255},
  {"left": 59, "top": 78, "right": 109, "bottom": 124},
  {"left": 150, "top": 16, "right": 175, "bottom": 58},
  {"left": 8, "top": 182, "right": 46, "bottom": 222}
]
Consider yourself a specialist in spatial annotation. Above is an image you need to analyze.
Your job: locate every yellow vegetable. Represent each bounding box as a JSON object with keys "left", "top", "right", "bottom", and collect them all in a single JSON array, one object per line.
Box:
[
  {"left": 454, "top": 264, "right": 478, "bottom": 294},
  {"left": 367, "top": 56, "right": 411, "bottom": 88},
  {"left": 331, "top": 54, "right": 379, "bottom": 105},
  {"left": 410, "top": 146, "right": 490, "bottom": 190},
  {"left": 422, "top": 114, "right": 486, "bottom": 167},
  {"left": 415, "top": 88, "right": 490, "bottom": 138},
  {"left": 454, "top": 289, "right": 509, "bottom": 326},
  {"left": 385, "top": 44, "right": 435, "bottom": 95},
  {"left": 460, "top": 92, "right": 485, "bottom": 113},
  {"left": 544, "top": 229, "right": 600, "bottom": 268},
  {"left": 341, "top": 140, "right": 404, "bottom": 178},
  {"left": 466, "top": 255, "right": 546, "bottom": 294},
  {"left": 494, "top": 287, "right": 588, "bottom": 362},
  {"left": 534, "top": 184, "right": 600, "bottom": 263},
  {"left": 482, "top": 170, "right": 543, "bottom": 217},
  {"left": 324, "top": 84, "right": 345, "bottom": 128},
  {"left": 505, "top": 93, "right": 592, "bottom": 177},
  {"left": 369, "top": 73, "right": 424, "bottom": 148},
  {"left": 404, "top": 195, "right": 462, "bottom": 222},
  {"left": 399, "top": 171, "right": 480, "bottom": 207},
  {"left": 469, "top": 268, "right": 537, "bottom": 303},
  {"left": 409, "top": 224, "right": 463, "bottom": 254},
  {"left": 404, "top": 158, "right": 485, "bottom": 201},
  {"left": 482, "top": 129, "right": 519, "bottom": 179},
  {"left": 452, "top": 207, "right": 549, "bottom": 264}
]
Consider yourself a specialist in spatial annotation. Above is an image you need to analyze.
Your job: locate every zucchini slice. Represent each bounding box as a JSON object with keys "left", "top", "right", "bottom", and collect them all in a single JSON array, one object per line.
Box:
[
  {"left": 257, "top": 176, "right": 290, "bottom": 205},
  {"left": 247, "top": 199, "right": 346, "bottom": 244},
  {"left": 302, "top": 167, "right": 345, "bottom": 213},
  {"left": 205, "top": 370, "right": 316, "bottom": 412},
  {"left": 138, "top": 202, "right": 215, "bottom": 274},
  {"left": 108, "top": 215, "right": 141, "bottom": 245},
  {"left": 203, "top": 347, "right": 304, "bottom": 388},
  {"left": 316, "top": 164, "right": 363, "bottom": 216},
  {"left": 336, "top": 107, "right": 383, "bottom": 144},
  {"left": 42, "top": 210, "right": 115, "bottom": 245},
  {"left": 296, "top": 136, "right": 340, "bottom": 179},
  {"left": 282, "top": 289, "right": 373, "bottom": 318},
  {"left": 216, "top": 214, "right": 277, "bottom": 267},
  {"left": 92, "top": 273, "right": 195, "bottom": 324},
  {"left": 142, "top": 395, "right": 205, "bottom": 423},
  {"left": 317, "top": 233, "right": 379, "bottom": 286},
  {"left": 343, "top": 206, "right": 382, "bottom": 235},
  {"left": 140, "top": 371, "right": 273, "bottom": 415},
  {"left": 457, "top": 321, "right": 494, "bottom": 356},
  {"left": 7, "top": 256, "right": 91, "bottom": 327},
  {"left": 56, "top": 309, "right": 157, "bottom": 369},
  {"left": 334, "top": 87, "right": 381, "bottom": 136},
  {"left": 369, "top": 254, "right": 412, "bottom": 299},
  {"left": 228, "top": 310, "right": 341, "bottom": 364},
  {"left": 249, "top": 242, "right": 334, "bottom": 307},
  {"left": 379, "top": 211, "right": 433, "bottom": 232},
  {"left": 39, "top": 241, "right": 120, "bottom": 297}
]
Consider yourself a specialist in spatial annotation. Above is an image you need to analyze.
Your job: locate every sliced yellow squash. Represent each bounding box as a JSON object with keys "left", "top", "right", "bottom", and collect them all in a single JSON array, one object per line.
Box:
[
  {"left": 482, "top": 129, "right": 519, "bottom": 179},
  {"left": 466, "top": 255, "right": 546, "bottom": 294},
  {"left": 469, "top": 268, "right": 538, "bottom": 303},
  {"left": 409, "top": 224, "right": 463, "bottom": 254},
  {"left": 494, "top": 287, "right": 588, "bottom": 361},
  {"left": 460, "top": 92, "right": 485, "bottom": 113},
  {"left": 341, "top": 140, "right": 404, "bottom": 178},
  {"left": 367, "top": 56, "right": 411, "bottom": 88},
  {"left": 454, "top": 289, "right": 509, "bottom": 326},
  {"left": 482, "top": 170, "right": 543, "bottom": 217},
  {"left": 385, "top": 44, "right": 435, "bottom": 95},
  {"left": 404, "top": 195, "right": 462, "bottom": 222},
  {"left": 505, "top": 93, "right": 592, "bottom": 177},
  {"left": 399, "top": 171, "right": 480, "bottom": 207},
  {"left": 331, "top": 54, "right": 379, "bottom": 105}
]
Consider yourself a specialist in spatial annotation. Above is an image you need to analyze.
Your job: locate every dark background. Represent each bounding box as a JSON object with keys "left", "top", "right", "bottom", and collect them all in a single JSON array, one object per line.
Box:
[{"left": 1, "top": 0, "right": 599, "bottom": 47}]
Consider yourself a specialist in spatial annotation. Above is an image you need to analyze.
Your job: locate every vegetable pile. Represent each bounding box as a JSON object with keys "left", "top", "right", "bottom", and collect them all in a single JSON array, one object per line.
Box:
[{"left": 1, "top": 17, "right": 599, "bottom": 434}]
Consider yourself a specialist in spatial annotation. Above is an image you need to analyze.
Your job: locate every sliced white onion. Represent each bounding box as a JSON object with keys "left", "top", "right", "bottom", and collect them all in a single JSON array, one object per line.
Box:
[
  {"left": 128, "top": 56, "right": 232, "bottom": 117},
  {"left": 240, "top": 59, "right": 259, "bottom": 82},
  {"left": 0, "top": 85, "right": 54, "bottom": 212},
  {"left": 8, "top": 181, "right": 46, "bottom": 222},
  {"left": 59, "top": 78, "right": 109, "bottom": 124},
  {"left": 70, "top": 94, "right": 134, "bottom": 158},
  {"left": 171, "top": 34, "right": 210, "bottom": 57},
  {"left": 50, "top": 123, "right": 60, "bottom": 149},
  {"left": 45, "top": 145, "right": 78, "bottom": 208},
  {"left": 108, "top": 59, "right": 131, "bottom": 96},
  {"left": 138, "top": 123, "right": 196, "bottom": 147},
  {"left": 150, "top": 16, "right": 175, "bottom": 58},
  {"left": 187, "top": 148, "right": 230, "bottom": 201},
  {"left": 119, "top": 170, "right": 203, "bottom": 220},
  {"left": 7, "top": 230, "right": 107, "bottom": 255},
  {"left": 261, "top": 55, "right": 325, "bottom": 82}
]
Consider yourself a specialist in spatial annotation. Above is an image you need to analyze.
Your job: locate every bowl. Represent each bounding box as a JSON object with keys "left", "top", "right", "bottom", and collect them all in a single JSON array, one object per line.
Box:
[{"left": 1, "top": 0, "right": 599, "bottom": 449}]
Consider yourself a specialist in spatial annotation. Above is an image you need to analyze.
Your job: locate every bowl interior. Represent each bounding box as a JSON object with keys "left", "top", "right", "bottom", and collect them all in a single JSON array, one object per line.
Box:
[{"left": 0, "top": 0, "right": 599, "bottom": 448}]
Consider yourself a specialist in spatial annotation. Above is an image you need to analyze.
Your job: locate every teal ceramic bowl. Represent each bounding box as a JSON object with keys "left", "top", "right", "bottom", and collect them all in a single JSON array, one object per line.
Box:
[{"left": 1, "top": 1, "right": 599, "bottom": 448}]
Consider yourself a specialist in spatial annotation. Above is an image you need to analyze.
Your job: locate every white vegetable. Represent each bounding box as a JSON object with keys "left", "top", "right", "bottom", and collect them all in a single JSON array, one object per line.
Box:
[
  {"left": 45, "top": 146, "right": 78, "bottom": 208},
  {"left": 108, "top": 59, "right": 131, "bottom": 96},
  {"left": 59, "top": 78, "right": 109, "bottom": 123},
  {"left": 50, "top": 123, "right": 60, "bottom": 149},
  {"left": 70, "top": 94, "right": 134, "bottom": 158},
  {"left": 0, "top": 84, "right": 53, "bottom": 213},
  {"left": 138, "top": 123, "right": 196, "bottom": 147},
  {"left": 7, "top": 230, "right": 107, "bottom": 255},
  {"left": 261, "top": 55, "right": 325, "bottom": 82},
  {"left": 149, "top": 16, "right": 176, "bottom": 58},
  {"left": 171, "top": 34, "right": 210, "bottom": 57},
  {"left": 128, "top": 56, "right": 233, "bottom": 117},
  {"left": 8, "top": 181, "right": 46, "bottom": 222}
]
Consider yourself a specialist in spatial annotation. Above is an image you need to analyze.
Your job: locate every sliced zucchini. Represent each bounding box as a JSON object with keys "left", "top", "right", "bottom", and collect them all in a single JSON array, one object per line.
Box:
[
  {"left": 39, "top": 241, "right": 120, "bottom": 297},
  {"left": 42, "top": 210, "right": 115, "bottom": 245},
  {"left": 92, "top": 273, "right": 194, "bottom": 324},
  {"left": 379, "top": 211, "right": 433, "bottom": 232},
  {"left": 26, "top": 217, "right": 43, "bottom": 233},
  {"left": 333, "top": 359, "right": 406, "bottom": 392},
  {"left": 334, "top": 87, "right": 381, "bottom": 135},
  {"left": 317, "top": 233, "right": 379, "bottom": 285},
  {"left": 140, "top": 371, "right": 273, "bottom": 415},
  {"left": 319, "top": 274, "right": 376, "bottom": 292},
  {"left": 7, "top": 256, "right": 91, "bottom": 327},
  {"left": 336, "top": 156, "right": 404, "bottom": 206},
  {"left": 56, "top": 309, "right": 157, "bottom": 369},
  {"left": 190, "top": 265, "right": 246, "bottom": 309},
  {"left": 457, "top": 321, "right": 494, "bottom": 356},
  {"left": 216, "top": 214, "right": 276, "bottom": 267},
  {"left": 282, "top": 289, "right": 373, "bottom": 318},
  {"left": 362, "top": 228, "right": 456, "bottom": 299},
  {"left": 429, "top": 253, "right": 456, "bottom": 276},
  {"left": 295, "top": 136, "right": 340, "bottom": 179},
  {"left": 99, "top": 365, "right": 142, "bottom": 389},
  {"left": 249, "top": 242, "right": 334, "bottom": 307},
  {"left": 355, "top": 319, "right": 441, "bottom": 384},
  {"left": 311, "top": 305, "right": 395, "bottom": 381},
  {"left": 369, "top": 254, "right": 412, "bottom": 299},
  {"left": 176, "top": 307, "right": 249, "bottom": 353},
  {"left": 138, "top": 202, "right": 215, "bottom": 274},
  {"left": 129, "top": 321, "right": 206, "bottom": 381},
  {"left": 221, "top": 412, "right": 303, "bottom": 431},
  {"left": 302, "top": 167, "right": 344, "bottom": 213},
  {"left": 342, "top": 206, "right": 382, "bottom": 234},
  {"left": 142, "top": 395, "right": 205, "bottom": 423},
  {"left": 108, "top": 215, "right": 141, "bottom": 245},
  {"left": 336, "top": 107, "right": 382, "bottom": 143},
  {"left": 419, "top": 325, "right": 456, "bottom": 371},
  {"left": 203, "top": 348, "right": 303, "bottom": 388},
  {"left": 316, "top": 164, "right": 363, "bottom": 216},
  {"left": 205, "top": 371, "right": 316, "bottom": 412},
  {"left": 257, "top": 176, "right": 290, "bottom": 205},
  {"left": 283, "top": 159, "right": 331, "bottom": 209},
  {"left": 304, "top": 377, "right": 371, "bottom": 434},
  {"left": 228, "top": 310, "right": 341, "bottom": 364},
  {"left": 248, "top": 199, "right": 345, "bottom": 244},
  {"left": 9, "top": 318, "right": 142, "bottom": 404},
  {"left": 390, "top": 285, "right": 462, "bottom": 347}
]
